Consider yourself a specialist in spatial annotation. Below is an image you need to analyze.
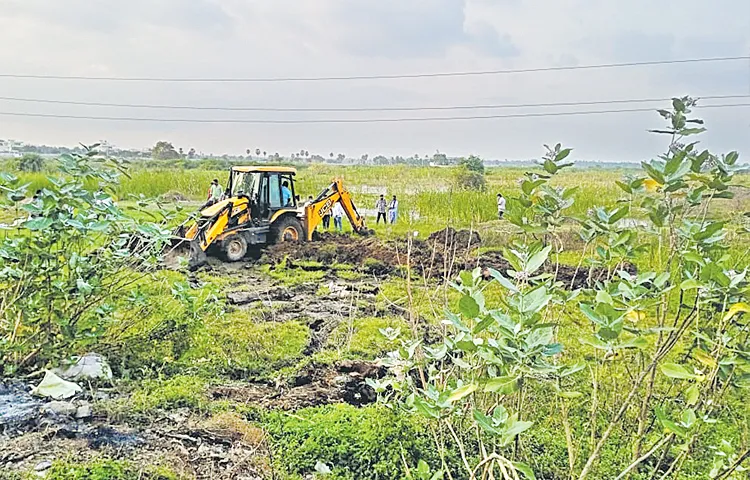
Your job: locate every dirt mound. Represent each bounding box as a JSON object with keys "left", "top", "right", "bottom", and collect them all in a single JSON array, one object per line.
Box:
[
  {"left": 427, "top": 227, "right": 481, "bottom": 249},
  {"left": 260, "top": 229, "right": 626, "bottom": 289}
]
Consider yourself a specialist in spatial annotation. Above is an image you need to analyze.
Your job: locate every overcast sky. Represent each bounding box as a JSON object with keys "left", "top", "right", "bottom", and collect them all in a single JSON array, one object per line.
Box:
[{"left": 0, "top": 0, "right": 748, "bottom": 162}]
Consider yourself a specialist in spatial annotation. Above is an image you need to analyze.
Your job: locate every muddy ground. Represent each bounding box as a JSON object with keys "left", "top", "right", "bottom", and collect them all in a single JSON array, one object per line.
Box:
[{"left": 264, "top": 227, "right": 620, "bottom": 289}]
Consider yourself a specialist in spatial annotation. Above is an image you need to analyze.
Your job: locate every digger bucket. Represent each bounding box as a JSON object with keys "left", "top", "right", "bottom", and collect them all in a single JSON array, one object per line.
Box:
[{"left": 164, "top": 231, "right": 208, "bottom": 271}]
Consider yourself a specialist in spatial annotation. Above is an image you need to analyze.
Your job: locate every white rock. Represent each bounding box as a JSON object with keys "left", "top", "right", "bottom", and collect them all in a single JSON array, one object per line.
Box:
[
  {"left": 42, "top": 400, "right": 77, "bottom": 417},
  {"left": 34, "top": 460, "right": 52, "bottom": 471},
  {"left": 58, "top": 353, "right": 113, "bottom": 382},
  {"left": 75, "top": 403, "right": 92, "bottom": 419}
]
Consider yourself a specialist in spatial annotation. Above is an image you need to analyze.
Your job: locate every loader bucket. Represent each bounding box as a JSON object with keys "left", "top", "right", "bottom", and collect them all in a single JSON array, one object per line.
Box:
[{"left": 163, "top": 236, "right": 207, "bottom": 271}]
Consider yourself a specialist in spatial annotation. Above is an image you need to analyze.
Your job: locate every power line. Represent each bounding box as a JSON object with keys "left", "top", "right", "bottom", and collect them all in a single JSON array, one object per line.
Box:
[
  {"left": 0, "top": 56, "right": 747, "bottom": 83},
  {"left": 0, "top": 94, "right": 748, "bottom": 112},
  {"left": 0, "top": 103, "right": 747, "bottom": 124}
]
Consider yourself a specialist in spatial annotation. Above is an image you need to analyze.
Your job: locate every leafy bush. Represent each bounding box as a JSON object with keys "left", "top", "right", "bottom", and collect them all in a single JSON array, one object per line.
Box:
[
  {"left": 263, "top": 404, "right": 450, "bottom": 479},
  {"left": 17, "top": 153, "right": 44, "bottom": 172},
  {"left": 454, "top": 166, "right": 486, "bottom": 191},
  {"left": 0, "top": 147, "right": 174, "bottom": 374}
]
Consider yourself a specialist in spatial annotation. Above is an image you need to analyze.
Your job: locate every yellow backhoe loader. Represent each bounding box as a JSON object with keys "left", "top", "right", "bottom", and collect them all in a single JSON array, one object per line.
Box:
[{"left": 171, "top": 166, "right": 369, "bottom": 268}]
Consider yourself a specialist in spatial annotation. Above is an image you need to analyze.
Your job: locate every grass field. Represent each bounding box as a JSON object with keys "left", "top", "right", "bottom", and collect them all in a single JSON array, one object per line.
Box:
[{"left": 2, "top": 151, "right": 750, "bottom": 480}]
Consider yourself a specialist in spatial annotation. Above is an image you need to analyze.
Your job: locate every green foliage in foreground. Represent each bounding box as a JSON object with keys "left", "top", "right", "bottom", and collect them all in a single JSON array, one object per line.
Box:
[
  {"left": 10, "top": 459, "right": 181, "bottom": 480},
  {"left": 263, "top": 404, "right": 456, "bottom": 480}
]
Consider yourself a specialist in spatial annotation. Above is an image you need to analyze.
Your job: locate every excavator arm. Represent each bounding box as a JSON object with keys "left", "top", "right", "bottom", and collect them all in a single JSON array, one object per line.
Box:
[{"left": 304, "top": 179, "right": 368, "bottom": 241}]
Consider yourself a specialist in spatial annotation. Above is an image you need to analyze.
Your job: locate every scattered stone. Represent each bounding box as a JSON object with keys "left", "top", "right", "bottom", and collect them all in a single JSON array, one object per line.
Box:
[
  {"left": 34, "top": 460, "right": 52, "bottom": 471},
  {"left": 227, "top": 291, "right": 262, "bottom": 305},
  {"left": 41, "top": 401, "right": 77, "bottom": 418},
  {"left": 75, "top": 403, "right": 93, "bottom": 419},
  {"left": 57, "top": 353, "right": 113, "bottom": 383},
  {"left": 31, "top": 371, "right": 82, "bottom": 400}
]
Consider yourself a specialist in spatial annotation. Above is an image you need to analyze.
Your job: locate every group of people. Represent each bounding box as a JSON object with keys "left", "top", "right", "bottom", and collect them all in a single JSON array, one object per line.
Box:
[{"left": 375, "top": 194, "right": 398, "bottom": 224}]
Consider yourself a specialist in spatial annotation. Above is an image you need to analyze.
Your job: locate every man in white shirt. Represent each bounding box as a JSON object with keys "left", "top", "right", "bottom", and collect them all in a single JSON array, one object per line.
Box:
[
  {"left": 497, "top": 193, "right": 506, "bottom": 219},
  {"left": 388, "top": 195, "right": 398, "bottom": 224},
  {"left": 332, "top": 202, "right": 345, "bottom": 231}
]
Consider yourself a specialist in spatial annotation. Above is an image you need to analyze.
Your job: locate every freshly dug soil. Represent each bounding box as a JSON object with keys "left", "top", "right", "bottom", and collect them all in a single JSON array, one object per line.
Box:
[{"left": 261, "top": 228, "right": 623, "bottom": 289}]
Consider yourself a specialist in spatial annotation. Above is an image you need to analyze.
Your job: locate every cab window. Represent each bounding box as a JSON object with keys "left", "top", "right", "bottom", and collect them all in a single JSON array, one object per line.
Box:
[{"left": 267, "top": 173, "right": 282, "bottom": 209}]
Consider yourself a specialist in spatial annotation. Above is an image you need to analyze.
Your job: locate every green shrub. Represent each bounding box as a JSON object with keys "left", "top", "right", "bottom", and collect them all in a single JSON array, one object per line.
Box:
[{"left": 263, "top": 404, "right": 450, "bottom": 479}]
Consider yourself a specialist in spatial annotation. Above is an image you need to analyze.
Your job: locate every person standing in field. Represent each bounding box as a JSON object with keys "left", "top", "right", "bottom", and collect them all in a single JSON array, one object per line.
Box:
[
  {"left": 332, "top": 201, "right": 345, "bottom": 232},
  {"left": 388, "top": 195, "right": 398, "bottom": 224},
  {"left": 207, "top": 179, "right": 223, "bottom": 205},
  {"left": 497, "top": 193, "right": 506, "bottom": 219},
  {"left": 375, "top": 194, "right": 387, "bottom": 224}
]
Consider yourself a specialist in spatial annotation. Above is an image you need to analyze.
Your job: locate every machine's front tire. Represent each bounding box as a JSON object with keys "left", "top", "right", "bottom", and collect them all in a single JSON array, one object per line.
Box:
[
  {"left": 223, "top": 234, "right": 248, "bottom": 262},
  {"left": 271, "top": 216, "right": 304, "bottom": 243}
]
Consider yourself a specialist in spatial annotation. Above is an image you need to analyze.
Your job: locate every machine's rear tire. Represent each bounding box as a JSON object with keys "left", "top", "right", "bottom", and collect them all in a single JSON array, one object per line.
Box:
[
  {"left": 223, "top": 234, "right": 248, "bottom": 262},
  {"left": 271, "top": 216, "right": 304, "bottom": 244}
]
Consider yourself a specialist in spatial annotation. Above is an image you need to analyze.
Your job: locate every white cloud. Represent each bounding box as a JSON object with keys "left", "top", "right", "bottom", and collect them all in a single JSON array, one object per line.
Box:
[{"left": 0, "top": 0, "right": 747, "bottom": 161}]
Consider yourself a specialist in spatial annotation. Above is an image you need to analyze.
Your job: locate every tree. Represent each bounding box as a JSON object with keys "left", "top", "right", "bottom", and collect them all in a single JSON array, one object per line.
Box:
[
  {"left": 18, "top": 153, "right": 44, "bottom": 172},
  {"left": 329, "top": 152, "right": 334, "bottom": 159},
  {"left": 152, "top": 141, "right": 180, "bottom": 160},
  {"left": 361, "top": 153, "right": 369, "bottom": 163},
  {"left": 255, "top": 148, "right": 261, "bottom": 157},
  {"left": 459, "top": 154, "right": 485, "bottom": 174},
  {"left": 178, "top": 147, "right": 184, "bottom": 158},
  {"left": 187, "top": 148, "right": 196, "bottom": 159},
  {"left": 337, "top": 153, "right": 346, "bottom": 162},
  {"left": 456, "top": 155, "right": 486, "bottom": 190},
  {"left": 433, "top": 151, "right": 448, "bottom": 165}
]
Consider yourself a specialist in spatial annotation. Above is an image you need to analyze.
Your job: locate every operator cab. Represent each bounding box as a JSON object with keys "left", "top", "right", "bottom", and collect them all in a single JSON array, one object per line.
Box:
[{"left": 228, "top": 166, "right": 298, "bottom": 221}]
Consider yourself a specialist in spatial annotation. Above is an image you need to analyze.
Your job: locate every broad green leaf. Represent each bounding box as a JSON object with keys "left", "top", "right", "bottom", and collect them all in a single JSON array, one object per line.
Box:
[
  {"left": 484, "top": 376, "right": 519, "bottom": 394},
  {"left": 473, "top": 409, "right": 501, "bottom": 435},
  {"left": 722, "top": 302, "right": 750, "bottom": 322},
  {"left": 609, "top": 206, "right": 629, "bottom": 224},
  {"left": 458, "top": 294, "right": 480, "bottom": 319},
  {"left": 559, "top": 362, "right": 585, "bottom": 377},
  {"left": 580, "top": 304, "right": 607, "bottom": 327},
  {"left": 525, "top": 245, "right": 552, "bottom": 274},
  {"left": 447, "top": 383, "right": 477, "bottom": 403},
  {"left": 579, "top": 335, "right": 609, "bottom": 350},
  {"left": 512, "top": 462, "right": 536, "bottom": 480},
  {"left": 661, "top": 362, "right": 698, "bottom": 380},
  {"left": 680, "top": 279, "right": 701, "bottom": 291},
  {"left": 23, "top": 217, "right": 54, "bottom": 230},
  {"left": 656, "top": 409, "right": 688, "bottom": 438},
  {"left": 487, "top": 268, "right": 519, "bottom": 293},
  {"left": 503, "top": 418, "right": 533, "bottom": 440},
  {"left": 681, "top": 409, "right": 697, "bottom": 428},
  {"left": 595, "top": 290, "right": 613, "bottom": 305},
  {"left": 521, "top": 287, "right": 551, "bottom": 314}
]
